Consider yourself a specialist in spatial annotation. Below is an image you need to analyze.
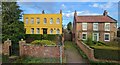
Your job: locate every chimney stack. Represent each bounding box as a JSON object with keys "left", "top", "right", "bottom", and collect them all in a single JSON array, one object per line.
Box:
[
  {"left": 60, "top": 10, "right": 62, "bottom": 14},
  {"left": 103, "top": 10, "right": 108, "bottom": 16},
  {"left": 42, "top": 10, "right": 45, "bottom": 14},
  {"left": 74, "top": 10, "right": 77, "bottom": 16}
]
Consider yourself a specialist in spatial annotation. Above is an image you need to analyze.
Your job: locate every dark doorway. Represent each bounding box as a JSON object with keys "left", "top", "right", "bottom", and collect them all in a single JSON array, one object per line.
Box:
[{"left": 43, "top": 28, "right": 47, "bottom": 34}]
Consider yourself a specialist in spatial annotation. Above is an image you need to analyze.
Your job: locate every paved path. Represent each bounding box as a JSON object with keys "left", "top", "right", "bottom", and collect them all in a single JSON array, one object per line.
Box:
[{"left": 65, "top": 41, "right": 89, "bottom": 64}]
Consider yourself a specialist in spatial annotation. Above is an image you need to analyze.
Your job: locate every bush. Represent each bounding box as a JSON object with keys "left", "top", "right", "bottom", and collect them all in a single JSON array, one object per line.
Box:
[
  {"left": 31, "top": 40, "right": 56, "bottom": 46},
  {"left": 94, "top": 48, "right": 120, "bottom": 61}
]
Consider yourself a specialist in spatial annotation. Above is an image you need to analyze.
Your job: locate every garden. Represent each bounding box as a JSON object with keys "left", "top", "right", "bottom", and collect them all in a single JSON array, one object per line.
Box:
[{"left": 82, "top": 36, "right": 120, "bottom": 61}]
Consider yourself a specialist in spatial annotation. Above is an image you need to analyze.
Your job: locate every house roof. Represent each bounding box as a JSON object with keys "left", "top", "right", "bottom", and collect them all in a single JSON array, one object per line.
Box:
[{"left": 76, "top": 15, "right": 117, "bottom": 23}]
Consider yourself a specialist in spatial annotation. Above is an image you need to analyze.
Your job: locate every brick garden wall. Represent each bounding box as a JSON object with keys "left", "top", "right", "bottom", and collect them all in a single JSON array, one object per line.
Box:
[
  {"left": 2, "top": 39, "right": 11, "bottom": 56},
  {"left": 19, "top": 40, "right": 64, "bottom": 58}
]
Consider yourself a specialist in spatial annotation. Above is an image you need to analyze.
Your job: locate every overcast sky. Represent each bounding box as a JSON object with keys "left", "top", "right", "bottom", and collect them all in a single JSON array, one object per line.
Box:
[{"left": 17, "top": 2, "right": 119, "bottom": 27}]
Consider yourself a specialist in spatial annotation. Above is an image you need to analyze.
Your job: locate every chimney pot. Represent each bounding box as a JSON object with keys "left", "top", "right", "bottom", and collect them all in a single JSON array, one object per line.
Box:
[{"left": 103, "top": 10, "right": 108, "bottom": 16}]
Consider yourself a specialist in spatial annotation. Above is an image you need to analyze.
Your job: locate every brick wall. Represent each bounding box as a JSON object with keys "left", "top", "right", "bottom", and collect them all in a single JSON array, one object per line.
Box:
[
  {"left": 19, "top": 40, "right": 64, "bottom": 58},
  {"left": 2, "top": 39, "right": 11, "bottom": 56}
]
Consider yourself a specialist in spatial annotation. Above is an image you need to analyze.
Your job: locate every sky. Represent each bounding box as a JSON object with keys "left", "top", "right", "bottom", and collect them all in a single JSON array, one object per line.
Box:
[{"left": 17, "top": 2, "right": 119, "bottom": 27}]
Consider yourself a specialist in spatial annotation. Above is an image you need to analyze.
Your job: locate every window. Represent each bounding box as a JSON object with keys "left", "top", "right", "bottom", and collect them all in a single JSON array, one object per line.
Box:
[
  {"left": 31, "top": 28, "right": 34, "bottom": 34},
  {"left": 31, "top": 18, "right": 34, "bottom": 24},
  {"left": 82, "top": 23, "right": 87, "bottom": 30},
  {"left": 50, "top": 29, "right": 53, "bottom": 34},
  {"left": 50, "top": 18, "right": 53, "bottom": 24},
  {"left": 56, "top": 29, "right": 60, "bottom": 34},
  {"left": 105, "top": 23, "right": 110, "bottom": 31},
  {"left": 93, "top": 23, "right": 98, "bottom": 31},
  {"left": 104, "top": 33, "right": 110, "bottom": 41},
  {"left": 56, "top": 18, "right": 60, "bottom": 24},
  {"left": 36, "top": 28, "right": 40, "bottom": 34},
  {"left": 26, "top": 18, "right": 28, "bottom": 24},
  {"left": 82, "top": 32, "right": 87, "bottom": 40},
  {"left": 93, "top": 33, "right": 99, "bottom": 41},
  {"left": 44, "top": 18, "right": 47, "bottom": 24},
  {"left": 36, "top": 18, "right": 40, "bottom": 24}
]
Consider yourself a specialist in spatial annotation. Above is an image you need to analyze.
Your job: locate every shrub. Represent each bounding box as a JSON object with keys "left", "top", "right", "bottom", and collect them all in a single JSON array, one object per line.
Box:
[{"left": 31, "top": 40, "right": 56, "bottom": 46}]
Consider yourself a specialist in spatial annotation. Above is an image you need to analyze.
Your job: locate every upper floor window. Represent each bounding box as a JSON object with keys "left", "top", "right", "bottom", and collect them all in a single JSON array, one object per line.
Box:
[
  {"left": 105, "top": 23, "right": 110, "bottom": 31},
  {"left": 50, "top": 29, "right": 53, "bottom": 34},
  {"left": 44, "top": 18, "right": 47, "bottom": 24},
  {"left": 36, "top": 18, "right": 40, "bottom": 24},
  {"left": 56, "top": 18, "right": 60, "bottom": 24},
  {"left": 50, "top": 18, "right": 53, "bottom": 24},
  {"left": 56, "top": 29, "right": 60, "bottom": 34},
  {"left": 31, "top": 18, "right": 34, "bottom": 24},
  {"left": 82, "top": 23, "right": 87, "bottom": 30},
  {"left": 93, "top": 23, "right": 98, "bottom": 31},
  {"left": 36, "top": 28, "right": 40, "bottom": 34},
  {"left": 26, "top": 18, "right": 28, "bottom": 24},
  {"left": 31, "top": 28, "right": 34, "bottom": 34}
]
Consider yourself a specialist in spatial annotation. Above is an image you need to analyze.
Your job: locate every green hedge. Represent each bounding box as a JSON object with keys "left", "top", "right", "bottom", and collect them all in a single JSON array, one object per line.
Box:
[
  {"left": 94, "top": 48, "right": 120, "bottom": 61},
  {"left": 25, "top": 34, "right": 61, "bottom": 43}
]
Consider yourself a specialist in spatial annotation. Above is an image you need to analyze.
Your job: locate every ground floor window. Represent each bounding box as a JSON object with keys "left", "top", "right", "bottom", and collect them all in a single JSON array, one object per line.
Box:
[
  {"left": 31, "top": 28, "right": 34, "bottom": 34},
  {"left": 82, "top": 32, "right": 87, "bottom": 40},
  {"left": 104, "top": 33, "right": 110, "bottom": 41},
  {"left": 50, "top": 29, "right": 53, "bottom": 34},
  {"left": 36, "top": 28, "right": 40, "bottom": 34},
  {"left": 56, "top": 29, "right": 60, "bottom": 34},
  {"left": 93, "top": 33, "right": 99, "bottom": 41}
]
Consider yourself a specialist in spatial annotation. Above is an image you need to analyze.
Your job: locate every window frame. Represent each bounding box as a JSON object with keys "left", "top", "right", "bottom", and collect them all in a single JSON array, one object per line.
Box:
[
  {"left": 44, "top": 18, "right": 47, "bottom": 24},
  {"left": 25, "top": 18, "right": 28, "bottom": 24},
  {"left": 31, "top": 18, "right": 34, "bottom": 24},
  {"left": 50, "top": 18, "right": 53, "bottom": 24},
  {"left": 93, "top": 23, "right": 98, "bottom": 31},
  {"left": 104, "top": 33, "right": 110, "bottom": 41},
  {"left": 56, "top": 18, "right": 60, "bottom": 24},
  {"left": 105, "top": 23, "right": 110, "bottom": 31},
  {"left": 31, "top": 28, "right": 34, "bottom": 34},
  {"left": 36, "top": 28, "right": 40, "bottom": 34},
  {"left": 36, "top": 18, "right": 40, "bottom": 24},
  {"left": 82, "top": 32, "right": 87, "bottom": 40},
  {"left": 82, "top": 23, "right": 87, "bottom": 30},
  {"left": 56, "top": 29, "right": 60, "bottom": 34}
]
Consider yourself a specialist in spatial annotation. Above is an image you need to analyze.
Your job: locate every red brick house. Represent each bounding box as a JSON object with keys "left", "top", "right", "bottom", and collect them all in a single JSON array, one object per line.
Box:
[{"left": 73, "top": 10, "right": 117, "bottom": 43}]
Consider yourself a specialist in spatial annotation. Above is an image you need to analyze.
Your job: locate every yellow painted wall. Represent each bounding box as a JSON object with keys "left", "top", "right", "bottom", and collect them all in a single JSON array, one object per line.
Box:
[{"left": 23, "top": 14, "right": 62, "bottom": 34}]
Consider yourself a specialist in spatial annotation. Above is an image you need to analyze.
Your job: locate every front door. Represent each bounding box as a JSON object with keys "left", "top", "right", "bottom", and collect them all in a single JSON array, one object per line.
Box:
[
  {"left": 93, "top": 33, "right": 99, "bottom": 41},
  {"left": 43, "top": 28, "right": 47, "bottom": 34}
]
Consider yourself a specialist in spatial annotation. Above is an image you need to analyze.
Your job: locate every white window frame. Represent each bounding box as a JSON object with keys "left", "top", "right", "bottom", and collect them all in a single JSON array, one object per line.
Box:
[
  {"left": 56, "top": 29, "right": 60, "bottom": 34},
  {"left": 93, "top": 33, "right": 99, "bottom": 41},
  {"left": 93, "top": 23, "right": 98, "bottom": 31},
  {"left": 44, "top": 18, "right": 47, "bottom": 24},
  {"left": 104, "top": 33, "right": 110, "bottom": 41},
  {"left": 31, "top": 18, "right": 34, "bottom": 24},
  {"left": 31, "top": 28, "right": 34, "bottom": 34},
  {"left": 50, "top": 18, "right": 53, "bottom": 24},
  {"left": 82, "top": 23, "right": 87, "bottom": 30},
  {"left": 105, "top": 23, "right": 110, "bottom": 31},
  {"left": 26, "top": 18, "right": 28, "bottom": 24},
  {"left": 82, "top": 32, "right": 87, "bottom": 40},
  {"left": 50, "top": 29, "right": 53, "bottom": 34},
  {"left": 36, "top": 18, "right": 40, "bottom": 24},
  {"left": 36, "top": 28, "right": 40, "bottom": 34},
  {"left": 56, "top": 18, "right": 60, "bottom": 24}
]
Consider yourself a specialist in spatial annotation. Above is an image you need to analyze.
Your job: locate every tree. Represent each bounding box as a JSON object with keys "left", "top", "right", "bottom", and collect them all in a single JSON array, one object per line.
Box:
[
  {"left": 2, "top": 2, "right": 25, "bottom": 43},
  {"left": 67, "top": 22, "right": 72, "bottom": 32}
]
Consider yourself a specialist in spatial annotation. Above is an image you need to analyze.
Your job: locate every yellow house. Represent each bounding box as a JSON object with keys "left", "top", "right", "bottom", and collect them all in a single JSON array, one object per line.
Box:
[{"left": 23, "top": 10, "right": 62, "bottom": 34}]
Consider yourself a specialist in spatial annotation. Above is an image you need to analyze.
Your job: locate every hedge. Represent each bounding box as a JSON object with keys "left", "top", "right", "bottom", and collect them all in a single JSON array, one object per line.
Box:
[
  {"left": 25, "top": 34, "right": 61, "bottom": 43},
  {"left": 94, "top": 48, "right": 120, "bottom": 61}
]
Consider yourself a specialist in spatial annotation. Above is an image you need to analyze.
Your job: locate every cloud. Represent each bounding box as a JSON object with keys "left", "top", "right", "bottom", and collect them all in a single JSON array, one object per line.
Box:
[{"left": 89, "top": 2, "right": 114, "bottom": 9}]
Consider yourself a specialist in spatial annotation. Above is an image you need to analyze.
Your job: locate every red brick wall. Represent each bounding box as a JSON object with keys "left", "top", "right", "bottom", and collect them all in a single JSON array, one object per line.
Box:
[
  {"left": 19, "top": 41, "right": 64, "bottom": 58},
  {"left": 2, "top": 40, "right": 11, "bottom": 55}
]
